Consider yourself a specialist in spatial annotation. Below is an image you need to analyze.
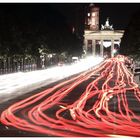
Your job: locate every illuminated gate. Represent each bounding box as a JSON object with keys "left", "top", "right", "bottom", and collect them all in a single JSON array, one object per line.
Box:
[{"left": 84, "top": 4, "right": 124, "bottom": 58}]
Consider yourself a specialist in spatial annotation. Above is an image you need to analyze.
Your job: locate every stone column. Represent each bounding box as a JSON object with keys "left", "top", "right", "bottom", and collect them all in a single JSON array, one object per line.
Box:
[
  {"left": 83, "top": 39, "right": 87, "bottom": 55},
  {"left": 92, "top": 39, "right": 96, "bottom": 56},
  {"left": 100, "top": 39, "right": 104, "bottom": 57},
  {"left": 111, "top": 39, "right": 114, "bottom": 57},
  {"left": 119, "top": 38, "right": 121, "bottom": 46}
]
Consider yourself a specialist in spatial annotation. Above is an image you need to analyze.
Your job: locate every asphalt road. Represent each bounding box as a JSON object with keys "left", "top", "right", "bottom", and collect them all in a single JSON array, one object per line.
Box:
[
  {"left": 0, "top": 72, "right": 87, "bottom": 137},
  {"left": 0, "top": 79, "right": 65, "bottom": 137},
  {"left": 0, "top": 55, "right": 140, "bottom": 137}
]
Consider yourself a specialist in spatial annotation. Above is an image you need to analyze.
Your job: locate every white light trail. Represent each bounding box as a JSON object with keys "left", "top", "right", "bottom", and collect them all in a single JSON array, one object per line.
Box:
[{"left": 0, "top": 56, "right": 103, "bottom": 103}]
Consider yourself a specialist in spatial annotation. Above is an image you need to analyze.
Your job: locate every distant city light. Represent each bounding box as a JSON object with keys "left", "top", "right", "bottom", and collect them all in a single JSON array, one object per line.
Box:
[
  {"left": 113, "top": 49, "right": 117, "bottom": 54},
  {"left": 99, "top": 41, "right": 111, "bottom": 48},
  {"left": 88, "top": 13, "right": 90, "bottom": 17}
]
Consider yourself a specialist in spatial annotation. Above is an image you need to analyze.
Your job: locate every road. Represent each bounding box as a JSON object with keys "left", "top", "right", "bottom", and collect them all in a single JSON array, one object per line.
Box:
[
  {"left": 0, "top": 56, "right": 103, "bottom": 104},
  {"left": 0, "top": 55, "right": 140, "bottom": 137}
]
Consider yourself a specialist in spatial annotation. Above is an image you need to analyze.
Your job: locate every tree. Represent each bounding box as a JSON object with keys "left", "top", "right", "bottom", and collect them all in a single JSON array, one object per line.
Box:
[
  {"left": 0, "top": 4, "right": 83, "bottom": 62},
  {"left": 120, "top": 10, "right": 140, "bottom": 60}
]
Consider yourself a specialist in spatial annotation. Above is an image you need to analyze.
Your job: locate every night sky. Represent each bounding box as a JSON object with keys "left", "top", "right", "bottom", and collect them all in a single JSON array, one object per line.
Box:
[
  {"left": 0, "top": 3, "right": 140, "bottom": 37},
  {"left": 0, "top": 3, "right": 140, "bottom": 29},
  {"left": 95, "top": 3, "right": 140, "bottom": 29},
  {"left": 50, "top": 3, "right": 140, "bottom": 30}
]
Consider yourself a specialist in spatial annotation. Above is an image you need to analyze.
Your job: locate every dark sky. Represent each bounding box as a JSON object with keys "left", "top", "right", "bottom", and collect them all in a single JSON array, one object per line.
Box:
[
  {"left": 0, "top": 3, "right": 140, "bottom": 35},
  {"left": 96, "top": 3, "right": 140, "bottom": 29},
  {"left": 50, "top": 3, "right": 140, "bottom": 30}
]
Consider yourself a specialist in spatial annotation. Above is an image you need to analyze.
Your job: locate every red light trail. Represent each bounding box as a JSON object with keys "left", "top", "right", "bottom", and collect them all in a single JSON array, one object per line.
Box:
[{"left": 0, "top": 55, "right": 140, "bottom": 137}]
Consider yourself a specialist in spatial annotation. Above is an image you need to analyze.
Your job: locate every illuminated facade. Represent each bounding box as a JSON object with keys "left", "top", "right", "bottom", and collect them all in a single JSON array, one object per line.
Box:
[{"left": 84, "top": 4, "right": 124, "bottom": 58}]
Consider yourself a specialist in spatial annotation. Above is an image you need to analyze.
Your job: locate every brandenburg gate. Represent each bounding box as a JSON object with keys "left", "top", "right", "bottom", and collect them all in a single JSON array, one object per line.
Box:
[{"left": 84, "top": 4, "right": 124, "bottom": 58}]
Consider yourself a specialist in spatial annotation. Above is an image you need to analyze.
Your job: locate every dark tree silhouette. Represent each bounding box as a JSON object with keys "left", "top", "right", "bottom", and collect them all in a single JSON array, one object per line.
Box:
[
  {"left": 0, "top": 4, "right": 83, "bottom": 58},
  {"left": 120, "top": 10, "right": 140, "bottom": 60}
]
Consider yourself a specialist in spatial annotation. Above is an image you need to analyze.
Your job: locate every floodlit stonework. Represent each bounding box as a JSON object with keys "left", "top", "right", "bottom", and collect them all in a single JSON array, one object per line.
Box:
[{"left": 84, "top": 4, "right": 124, "bottom": 58}]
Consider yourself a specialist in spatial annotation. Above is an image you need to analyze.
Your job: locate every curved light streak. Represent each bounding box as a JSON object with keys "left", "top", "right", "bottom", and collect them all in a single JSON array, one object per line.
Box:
[
  {"left": 0, "top": 55, "right": 140, "bottom": 137},
  {"left": 0, "top": 56, "right": 103, "bottom": 103}
]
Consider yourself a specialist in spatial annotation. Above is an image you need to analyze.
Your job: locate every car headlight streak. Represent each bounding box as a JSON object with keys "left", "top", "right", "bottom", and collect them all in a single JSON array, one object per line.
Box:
[{"left": 0, "top": 56, "right": 103, "bottom": 101}]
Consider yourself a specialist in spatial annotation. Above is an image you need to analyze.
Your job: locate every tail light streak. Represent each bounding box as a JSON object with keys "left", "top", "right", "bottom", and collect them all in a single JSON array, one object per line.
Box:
[{"left": 1, "top": 55, "right": 140, "bottom": 137}]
